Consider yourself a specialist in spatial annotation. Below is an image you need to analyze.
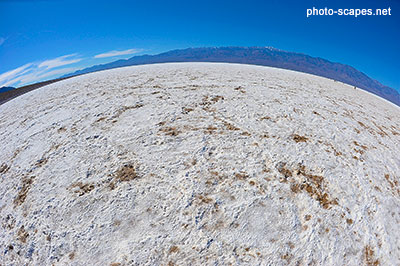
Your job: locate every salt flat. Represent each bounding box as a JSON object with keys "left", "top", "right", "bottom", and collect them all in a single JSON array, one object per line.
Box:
[{"left": 0, "top": 63, "right": 399, "bottom": 265}]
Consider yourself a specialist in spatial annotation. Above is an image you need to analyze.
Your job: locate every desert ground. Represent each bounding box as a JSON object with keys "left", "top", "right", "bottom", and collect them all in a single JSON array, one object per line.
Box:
[{"left": 0, "top": 63, "right": 399, "bottom": 265}]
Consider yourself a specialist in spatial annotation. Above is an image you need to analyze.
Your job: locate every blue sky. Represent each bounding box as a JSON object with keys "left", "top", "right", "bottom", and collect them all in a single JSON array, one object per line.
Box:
[{"left": 0, "top": 0, "right": 399, "bottom": 90}]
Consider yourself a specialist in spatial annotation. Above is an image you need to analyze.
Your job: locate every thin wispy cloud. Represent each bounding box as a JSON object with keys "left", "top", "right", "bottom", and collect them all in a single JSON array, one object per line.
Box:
[
  {"left": 0, "top": 54, "right": 82, "bottom": 88},
  {"left": 0, "top": 37, "right": 5, "bottom": 46},
  {"left": 38, "top": 54, "right": 81, "bottom": 69},
  {"left": 18, "top": 67, "right": 79, "bottom": 85},
  {"left": 0, "top": 63, "right": 33, "bottom": 85},
  {"left": 94, "top": 48, "right": 142, "bottom": 58}
]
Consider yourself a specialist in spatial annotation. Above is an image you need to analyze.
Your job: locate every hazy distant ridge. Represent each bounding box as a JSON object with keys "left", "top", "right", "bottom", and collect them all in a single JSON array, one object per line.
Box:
[{"left": 0, "top": 86, "right": 15, "bottom": 93}]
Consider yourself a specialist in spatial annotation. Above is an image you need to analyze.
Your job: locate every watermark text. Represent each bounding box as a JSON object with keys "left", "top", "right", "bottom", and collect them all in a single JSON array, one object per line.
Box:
[{"left": 306, "top": 7, "right": 392, "bottom": 18}]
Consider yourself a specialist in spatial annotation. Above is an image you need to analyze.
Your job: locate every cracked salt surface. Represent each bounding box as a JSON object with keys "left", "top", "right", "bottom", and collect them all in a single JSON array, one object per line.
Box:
[{"left": 0, "top": 63, "right": 399, "bottom": 265}]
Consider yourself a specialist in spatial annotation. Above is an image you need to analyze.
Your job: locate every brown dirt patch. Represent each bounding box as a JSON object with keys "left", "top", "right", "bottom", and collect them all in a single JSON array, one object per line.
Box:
[
  {"left": 277, "top": 163, "right": 338, "bottom": 209},
  {"left": 111, "top": 104, "right": 144, "bottom": 121},
  {"left": 364, "top": 246, "right": 379, "bottom": 266},
  {"left": 160, "top": 126, "right": 180, "bottom": 136},
  {"left": 69, "top": 252, "right": 75, "bottom": 260},
  {"left": 235, "top": 172, "right": 249, "bottom": 180},
  {"left": 223, "top": 121, "right": 240, "bottom": 131},
  {"left": 0, "top": 163, "right": 10, "bottom": 174},
  {"left": 384, "top": 174, "right": 400, "bottom": 195},
  {"left": 17, "top": 225, "right": 29, "bottom": 243},
  {"left": 57, "top": 126, "right": 67, "bottom": 133},
  {"left": 70, "top": 182, "right": 95, "bottom": 196},
  {"left": 35, "top": 157, "right": 48, "bottom": 167},
  {"left": 260, "top": 116, "right": 272, "bottom": 121},
  {"left": 169, "top": 246, "right": 180, "bottom": 253},
  {"left": 182, "top": 107, "right": 194, "bottom": 114},
  {"left": 109, "top": 164, "right": 140, "bottom": 190},
  {"left": 292, "top": 134, "right": 308, "bottom": 143},
  {"left": 14, "top": 176, "right": 35, "bottom": 206},
  {"left": 211, "top": 95, "right": 224, "bottom": 103},
  {"left": 234, "top": 86, "right": 246, "bottom": 93},
  {"left": 204, "top": 125, "right": 219, "bottom": 134},
  {"left": 95, "top": 116, "right": 107, "bottom": 123},
  {"left": 115, "top": 164, "right": 138, "bottom": 182}
]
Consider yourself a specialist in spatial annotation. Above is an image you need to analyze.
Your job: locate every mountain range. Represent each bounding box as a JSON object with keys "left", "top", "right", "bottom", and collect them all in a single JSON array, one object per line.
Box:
[
  {"left": 0, "top": 86, "right": 15, "bottom": 93},
  {"left": 63, "top": 47, "right": 400, "bottom": 106}
]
